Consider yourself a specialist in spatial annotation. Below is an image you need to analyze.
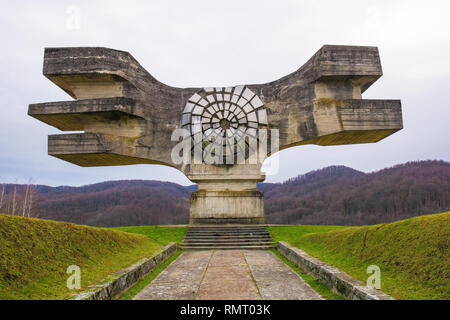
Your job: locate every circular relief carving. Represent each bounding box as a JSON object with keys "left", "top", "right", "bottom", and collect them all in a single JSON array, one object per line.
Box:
[{"left": 181, "top": 86, "right": 268, "bottom": 163}]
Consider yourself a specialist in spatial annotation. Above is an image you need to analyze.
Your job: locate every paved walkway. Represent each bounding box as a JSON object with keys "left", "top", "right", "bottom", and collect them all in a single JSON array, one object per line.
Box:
[{"left": 133, "top": 250, "right": 322, "bottom": 300}]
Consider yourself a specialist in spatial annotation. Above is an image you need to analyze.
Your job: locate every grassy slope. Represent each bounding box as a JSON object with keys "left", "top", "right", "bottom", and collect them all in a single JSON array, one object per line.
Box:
[
  {"left": 111, "top": 225, "right": 187, "bottom": 245},
  {"left": 0, "top": 214, "right": 174, "bottom": 300},
  {"left": 268, "top": 212, "right": 450, "bottom": 300}
]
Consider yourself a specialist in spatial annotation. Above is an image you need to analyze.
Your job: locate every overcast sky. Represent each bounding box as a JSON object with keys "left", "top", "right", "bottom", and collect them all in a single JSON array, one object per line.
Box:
[{"left": 0, "top": 0, "right": 449, "bottom": 187}]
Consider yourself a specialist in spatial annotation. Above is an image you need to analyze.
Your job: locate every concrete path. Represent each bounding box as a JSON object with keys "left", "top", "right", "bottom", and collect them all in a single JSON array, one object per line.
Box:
[{"left": 133, "top": 250, "right": 322, "bottom": 300}]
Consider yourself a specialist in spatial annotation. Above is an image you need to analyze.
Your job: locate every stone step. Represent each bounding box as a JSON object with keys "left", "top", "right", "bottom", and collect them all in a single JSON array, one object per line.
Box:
[
  {"left": 184, "top": 240, "right": 272, "bottom": 243},
  {"left": 186, "top": 231, "right": 270, "bottom": 235},
  {"left": 184, "top": 237, "right": 272, "bottom": 242},
  {"left": 188, "top": 224, "right": 267, "bottom": 229},
  {"left": 186, "top": 234, "right": 270, "bottom": 237},
  {"left": 188, "top": 226, "right": 268, "bottom": 229},
  {"left": 187, "top": 227, "right": 269, "bottom": 230},
  {"left": 188, "top": 227, "right": 268, "bottom": 231},
  {"left": 181, "top": 241, "right": 274, "bottom": 247},
  {"left": 183, "top": 226, "right": 274, "bottom": 250},
  {"left": 185, "top": 235, "right": 270, "bottom": 239},
  {"left": 189, "top": 226, "right": 267, "bottom": 228},
  {"left": 181, "top": 245, "right": 275, "bottom": 250},
  {"left": 185, "top": 235, "right": 272, "bottom": 238},
  {"left": 185, "top": 229, "right": 268, "bottom": 232},
  {"left": 186, "top": 234, "right": 270, "bottom": 236},
  {"left": 185, "top": 236, "right": 270, "bottom": 240}
]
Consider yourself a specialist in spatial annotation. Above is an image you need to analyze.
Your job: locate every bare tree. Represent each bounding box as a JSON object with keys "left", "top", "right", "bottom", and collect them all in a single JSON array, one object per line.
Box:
[
  {"left": 6, "top": 191, "right": 11, "bottom": 214},
  {"left": 0, "top": 182, "right": 38, "bottom": 217},
  {"left": 0, "top": 184, "right": 5, "bottom": 212},
  {"left": 11, "top": 186, "right": 17, "bottom": 215},
  {"left": 28, "top": 186, "right": 37, "bottom": 217},
  {"left": 22, "top": 184, "right": 30, "bottom": 217},
  {"left": 24, "top": 184, "right": 37, "bottom": 218}
]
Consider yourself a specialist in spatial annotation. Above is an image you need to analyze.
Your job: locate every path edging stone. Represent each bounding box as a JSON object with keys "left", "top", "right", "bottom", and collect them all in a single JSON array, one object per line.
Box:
[
  {"left": 70, "top": 242, "right": 177, "bottom": 300},
  {"left": 277, "top": 241, "right": 395, "bottom": 300}
]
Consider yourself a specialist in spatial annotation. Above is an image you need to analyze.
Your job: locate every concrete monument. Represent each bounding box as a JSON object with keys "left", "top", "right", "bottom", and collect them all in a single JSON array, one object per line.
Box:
[{"left": 29, "top": 45, "right": 403, "bottom": 224}]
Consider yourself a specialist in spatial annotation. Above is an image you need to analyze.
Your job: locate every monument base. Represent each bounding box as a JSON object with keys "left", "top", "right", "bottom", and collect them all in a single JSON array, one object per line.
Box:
[
  {"left": 187, "top": 164, "right": 265, "bottom": 225},
  {"left": 189, "top": 217, "right": 265, "bottom": 225},
  {"left": 189, "top": 190, "right": 264, "bottom": 225}
]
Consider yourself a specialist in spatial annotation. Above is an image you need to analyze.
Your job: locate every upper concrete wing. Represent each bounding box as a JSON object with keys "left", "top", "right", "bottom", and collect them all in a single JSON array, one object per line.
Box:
[
  {"left": 249, "top": 45, "right": 402, "bottom": 151},
  {"left": 29, "top": 45, "right": 402, "bottom": 169}
]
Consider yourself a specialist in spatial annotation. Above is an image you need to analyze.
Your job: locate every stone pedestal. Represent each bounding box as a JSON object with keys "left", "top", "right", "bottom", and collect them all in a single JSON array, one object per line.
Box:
[
  {"left": 187, "top": 164, "right": 265, "bottom": 224},
  {"left": 189, "top": 190, "right": 264, "bottom": 224}
]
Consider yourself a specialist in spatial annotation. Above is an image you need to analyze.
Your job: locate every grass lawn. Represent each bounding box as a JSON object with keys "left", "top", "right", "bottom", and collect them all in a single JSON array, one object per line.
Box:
[
  {"left": 111, "top": 225, "right": 187, "bottom": 245},
  {"left": 268, "top": 212, "right": 450, "bottom": 300},
  {"left": 0, "top": 214, "right": 184, "bottom": 300}
]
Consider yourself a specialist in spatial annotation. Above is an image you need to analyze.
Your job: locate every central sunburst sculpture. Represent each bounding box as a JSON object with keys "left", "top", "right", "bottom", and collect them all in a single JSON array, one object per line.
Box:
[{"left": 181, "top": 86, "right": 268, "bottom": 161}]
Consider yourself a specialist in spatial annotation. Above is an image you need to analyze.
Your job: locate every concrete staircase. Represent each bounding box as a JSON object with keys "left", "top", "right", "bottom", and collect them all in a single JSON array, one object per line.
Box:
[{"left": 181, "top": 225, "right": 275, "bottom": 250}]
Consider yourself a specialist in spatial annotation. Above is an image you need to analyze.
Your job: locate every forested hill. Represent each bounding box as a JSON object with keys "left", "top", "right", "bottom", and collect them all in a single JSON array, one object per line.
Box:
[
  {"left": 262, "top": 160, "right": 449, "bottom": 225},
  {"left": 2, "top": 181, "right": 191, "bottom": 226},
  {"left": 1, "top": 160, "right": 448, "bottom": 226}
]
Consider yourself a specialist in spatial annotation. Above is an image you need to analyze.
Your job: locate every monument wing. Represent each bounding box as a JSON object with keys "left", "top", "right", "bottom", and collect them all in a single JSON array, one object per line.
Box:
[
  {"left": 28, "top": 47, "right": 197, "bottom": 168},
  {"left": 248, "top": 45, "right": 402, "bottom": 152}
]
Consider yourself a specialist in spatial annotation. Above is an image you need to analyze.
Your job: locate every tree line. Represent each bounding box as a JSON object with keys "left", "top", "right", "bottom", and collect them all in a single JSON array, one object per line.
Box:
[
  {"left": 0, "top": 160, "right": 448, "bottom": 226},
  {"left": 0, "top": 183, "right": 38, "bottom": 218}
]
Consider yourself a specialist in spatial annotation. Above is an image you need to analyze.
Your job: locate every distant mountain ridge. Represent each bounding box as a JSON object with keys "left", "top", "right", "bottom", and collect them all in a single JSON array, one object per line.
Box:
[
  {"left": 263, "top": 161, "right": 450, "bottom": 225},
  {"left": 1, "top": 160, "right": 448, "bottom": 226}
]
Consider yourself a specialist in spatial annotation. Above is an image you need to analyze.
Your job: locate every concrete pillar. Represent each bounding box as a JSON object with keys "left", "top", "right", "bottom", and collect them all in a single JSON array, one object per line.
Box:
[{"left": 187, "top": 164, "right": 265, "bottom": 224}]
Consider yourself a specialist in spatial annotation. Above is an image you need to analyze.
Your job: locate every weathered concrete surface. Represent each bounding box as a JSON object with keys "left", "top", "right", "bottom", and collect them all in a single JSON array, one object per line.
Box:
[
  {"left": 133, "top": 250, "right": 322, "bottom": 300},
  {"left": 190, "top": 189, "right": 265, "bottom": 224},
  {"left": 71, "top": 242, "right": 177, "bottom": 300},
  {"left": 277, "top": 241, "right": 395, "bottom": 300},
  {"left": 29, "top": 45, "right": 403, "bottom": 224},
  {"left": 132, "top": 250, "right": 210, "bottom": 300}
]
